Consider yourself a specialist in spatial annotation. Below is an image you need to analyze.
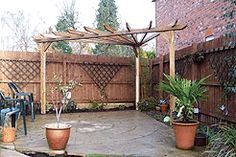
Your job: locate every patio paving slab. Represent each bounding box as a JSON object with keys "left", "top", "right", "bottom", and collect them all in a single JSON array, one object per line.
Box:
[
  {"left": 4, "top": 111, "right": 201, "bottom": 157},
  {"left": 0, "top": 148, "right": 29, "bottom": 157}
]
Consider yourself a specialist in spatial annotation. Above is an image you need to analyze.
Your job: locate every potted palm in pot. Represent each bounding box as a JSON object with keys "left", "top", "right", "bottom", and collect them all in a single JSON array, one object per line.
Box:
[
  {"left": 159, "top": 74, "right": 208, "bottom": 149},
  {"left": 45, "top": 75, "right": 79, "bottom": 150}
]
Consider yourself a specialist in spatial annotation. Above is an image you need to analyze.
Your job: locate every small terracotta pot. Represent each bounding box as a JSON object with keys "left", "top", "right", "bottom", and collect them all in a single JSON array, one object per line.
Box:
[
  {"left": 2, "top": 127, "right": 16, "bottom": 143},
  {"left": 45, "top": 123, "right": 71, "bottom": 150},
  {"left": 173, "top": 121, "right": 199, "bottom": 150},
  {"left": 160, "top": 104, "right": 168, "bottom": 113}
]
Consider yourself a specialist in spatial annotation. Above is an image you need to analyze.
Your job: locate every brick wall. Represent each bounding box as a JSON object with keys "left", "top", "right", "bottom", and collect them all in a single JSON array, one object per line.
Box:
[{"left": 154, "top": 0, "right": 236, "bottom": 55}]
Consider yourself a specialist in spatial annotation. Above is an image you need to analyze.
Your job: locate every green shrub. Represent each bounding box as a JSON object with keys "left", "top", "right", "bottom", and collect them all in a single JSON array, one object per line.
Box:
[
  {"left": 89, "top": 101, "right": 106, "bottom": 111},
  {"left": 138, "top": 97, "right": 158, "bottom": 112},
  {"left": 203, "top": 126, "right": 236, "bottom": 157},
  {"left": 118, "top": 105, "right": 126, "bottom": 110}
]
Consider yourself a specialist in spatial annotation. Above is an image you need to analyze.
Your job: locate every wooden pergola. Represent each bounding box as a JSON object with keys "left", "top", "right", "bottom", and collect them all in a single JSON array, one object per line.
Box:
[{"left": 34, "top": 20, "right": 186, "bottom": 120}]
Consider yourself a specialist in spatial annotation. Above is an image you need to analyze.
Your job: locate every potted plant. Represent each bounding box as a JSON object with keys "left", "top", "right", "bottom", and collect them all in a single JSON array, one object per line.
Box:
[
  {"left": 1, "top": 113, "right": 17, "bottom": 143},
  {"left": 159, "top": 74, "right": 208, "bottom": 149},
  {"left": 45, "top": 75, "right": 79, "bottom": 150},
  {"left": 159, "top": 99, "right": 168, "bottom": 113}
]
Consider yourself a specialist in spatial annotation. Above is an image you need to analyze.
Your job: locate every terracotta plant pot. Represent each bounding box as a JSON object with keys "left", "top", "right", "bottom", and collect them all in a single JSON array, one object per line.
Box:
[
  {"left": 2, "top": 127, "right": 16, "bottom": 143},
  {"left": 172, "top": 121, "right": 199, "bottom": 150},
  {"left": 160, "top": 104, "right": 168, "bottom": 113},
  {"left": 45, "top": 123, "right": 71, "bottom": 150}
]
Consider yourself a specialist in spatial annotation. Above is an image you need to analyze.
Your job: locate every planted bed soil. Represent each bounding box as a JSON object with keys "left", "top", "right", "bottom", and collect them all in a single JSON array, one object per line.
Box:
[
  {"left": 44, "top": 106, "right": 135, "bottom": 114},
  {"left": 23, "top": 152, "right": 82, "bottom": 157}
]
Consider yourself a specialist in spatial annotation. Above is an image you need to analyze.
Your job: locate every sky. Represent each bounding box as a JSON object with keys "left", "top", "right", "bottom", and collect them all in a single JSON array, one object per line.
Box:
[{"left": 0, "top": 0, "right": 156, "bottom": 51}]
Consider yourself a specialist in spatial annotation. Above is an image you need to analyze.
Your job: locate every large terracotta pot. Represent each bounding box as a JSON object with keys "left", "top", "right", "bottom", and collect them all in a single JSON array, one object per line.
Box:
[
  {"left": 2, "top": 127, "right": 16, "bottom": 143},
  {"left": 172, "top": 121, "right": 199, "bottom": 150},
  {"left": 45, "top": 123, "right": 71, "bottom": 150}
]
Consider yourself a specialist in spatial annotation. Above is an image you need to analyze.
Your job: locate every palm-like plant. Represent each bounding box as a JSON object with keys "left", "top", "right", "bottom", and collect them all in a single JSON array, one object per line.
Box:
[{"left": 159, "top": 74, "right": 208, "bottom": 122}]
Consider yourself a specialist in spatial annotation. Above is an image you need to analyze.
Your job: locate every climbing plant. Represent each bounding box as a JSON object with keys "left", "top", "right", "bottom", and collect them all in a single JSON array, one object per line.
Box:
[
  {"left": 221, "top": 0, "right": 236, "bottom": 46},
  {"left": 209, "top": 49, "right": 236, "bottom": 97}
]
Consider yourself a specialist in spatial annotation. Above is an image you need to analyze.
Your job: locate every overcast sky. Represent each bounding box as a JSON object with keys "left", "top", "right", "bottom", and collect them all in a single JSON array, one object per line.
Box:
[
  {"left": 0, "top": 0, "right": 155, "bottom": 50},
  {"left": 0, "top": 0, "right": 155, "bottom": 29}
]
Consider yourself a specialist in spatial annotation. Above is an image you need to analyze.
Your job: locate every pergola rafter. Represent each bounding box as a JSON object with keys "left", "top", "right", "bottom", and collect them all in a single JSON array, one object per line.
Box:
[{"left": 34, "top": 20, "right": 187, "bottom": 121}]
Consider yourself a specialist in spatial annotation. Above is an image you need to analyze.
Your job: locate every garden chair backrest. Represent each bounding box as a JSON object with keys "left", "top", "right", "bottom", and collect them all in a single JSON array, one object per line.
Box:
[
  {"left": 0, "top": 90, "right": 6, "bottom": 108},
  {"left": 0, "top": 90, "right": 5, "bottom": 100},
  {"left": 8, "top": 82, "right": 21, "bottom": 98}
]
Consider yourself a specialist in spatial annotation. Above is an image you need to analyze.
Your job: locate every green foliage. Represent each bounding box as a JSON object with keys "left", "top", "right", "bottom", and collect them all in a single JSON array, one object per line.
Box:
[
  {"left": 51, "top": 74, "right": 80, "bottom": 125},
  {"left": 95, "top": 0, "right": 119, "bottom": 31},
  {"left": 159, "top": 74, "right": 208, "bottom": 122},
  {"left": 63, "top": 101, "right": 77, "bottom": 112},
  {"left": 93, "top": 44, "right": 133, "bottom": 57},
  {"left": 221, "top": 0, "right": 236, "bottom": 46},
  {"left": 53, "top": 41, "right": 72, "bottom": 54},
  {"left": 204, "top": 126, "right": 236, "bottom": 157},
  {"left": 140, "top": 49, "right": 156, "bottom": 59},
  {"left": 197, "top": 124, "right": 208, "bottom": 134},
  {"left": 140, "top": 58, "right": 152, "bottom": 98},
  {"left": 89, "top": 101, "right": 106, "bottom": 111},
  {"left": 146, "top": 50, "right": 156, "bottom": 59},
  {"left": 138, "top": 97, "right": 158, "bottom": 112},
  {"left": 53, "top": 75, "right": 78, "bottom": 100},
  {"left": 118, "top": 105, "right": 126, "bottom": 110},
  {"left": 93, "top": 0, "right": 133, "bottom": 56},
  {"left": 52, "top": 0, "right": 78, "bottom": 54}
]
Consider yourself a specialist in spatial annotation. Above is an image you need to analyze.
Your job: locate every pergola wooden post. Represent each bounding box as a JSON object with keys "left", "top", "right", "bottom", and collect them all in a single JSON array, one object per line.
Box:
[
  {"left": 39, "top": 42, "right": 51, "bottom": 114},
  {"left": 34, "top": 20, "right": 186, "bottom": 114},
  {"left": 160, "top": 30, "right": 175, "bottom": 122},
  {"left": 133, "top": 46, "right": 141, "bottom": 110}
]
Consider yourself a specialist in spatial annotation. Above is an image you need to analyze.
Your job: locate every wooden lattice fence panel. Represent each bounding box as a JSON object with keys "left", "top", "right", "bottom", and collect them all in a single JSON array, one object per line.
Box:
[
  {"left": 79, "top": 62, "right": 121, "bottom": 91},
  {"left": 0, "top": 59, "right": 40, "bottom": 87}
]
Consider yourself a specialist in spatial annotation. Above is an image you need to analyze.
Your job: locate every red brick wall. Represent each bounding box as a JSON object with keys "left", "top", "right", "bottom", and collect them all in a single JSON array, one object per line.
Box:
[{"left": 154, "top": 0, "right": 236, "bottom": 55}]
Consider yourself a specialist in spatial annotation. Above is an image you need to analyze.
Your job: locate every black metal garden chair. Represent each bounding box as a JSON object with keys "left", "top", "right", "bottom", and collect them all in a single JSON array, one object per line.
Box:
[
  {"left": 8, "top": 82, "right": 35, "bottom": 122},
  {"left": 0, "top": 90, "right": 27, "bottom": 135}
]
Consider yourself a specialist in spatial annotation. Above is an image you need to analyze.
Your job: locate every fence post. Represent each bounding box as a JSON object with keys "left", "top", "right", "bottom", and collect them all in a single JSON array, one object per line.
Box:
[
  {"left": 63, "top": 55, "right": 67, "bottom": 85},
  {"left": 191, "top": 43, "right": 198, "bottom": 80},
  {"left": 149, "top": 59, "right": 153, "bottom": 97},
  {"left": 159, "top": 54, "right": 164, "bottom": 99}
]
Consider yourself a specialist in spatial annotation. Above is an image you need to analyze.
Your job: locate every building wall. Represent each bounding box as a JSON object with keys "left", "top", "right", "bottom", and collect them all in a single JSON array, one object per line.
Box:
[{"left": 154, "top": 0, "right": 236, "bottom": 55}]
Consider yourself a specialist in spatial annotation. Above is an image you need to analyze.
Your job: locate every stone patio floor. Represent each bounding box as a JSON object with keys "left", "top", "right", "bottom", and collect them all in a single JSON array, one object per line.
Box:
[{"left": 1, "top": 111, "right": 202, "bottom": 157}]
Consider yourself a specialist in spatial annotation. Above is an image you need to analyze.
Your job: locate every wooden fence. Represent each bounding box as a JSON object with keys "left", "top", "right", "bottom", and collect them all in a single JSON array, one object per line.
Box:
[
  {"left": 0, "top": 52, "right": 135, "bottom": 108},
  {"left": 151, "top": 36, "right": 236, "bottom": 124}
]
